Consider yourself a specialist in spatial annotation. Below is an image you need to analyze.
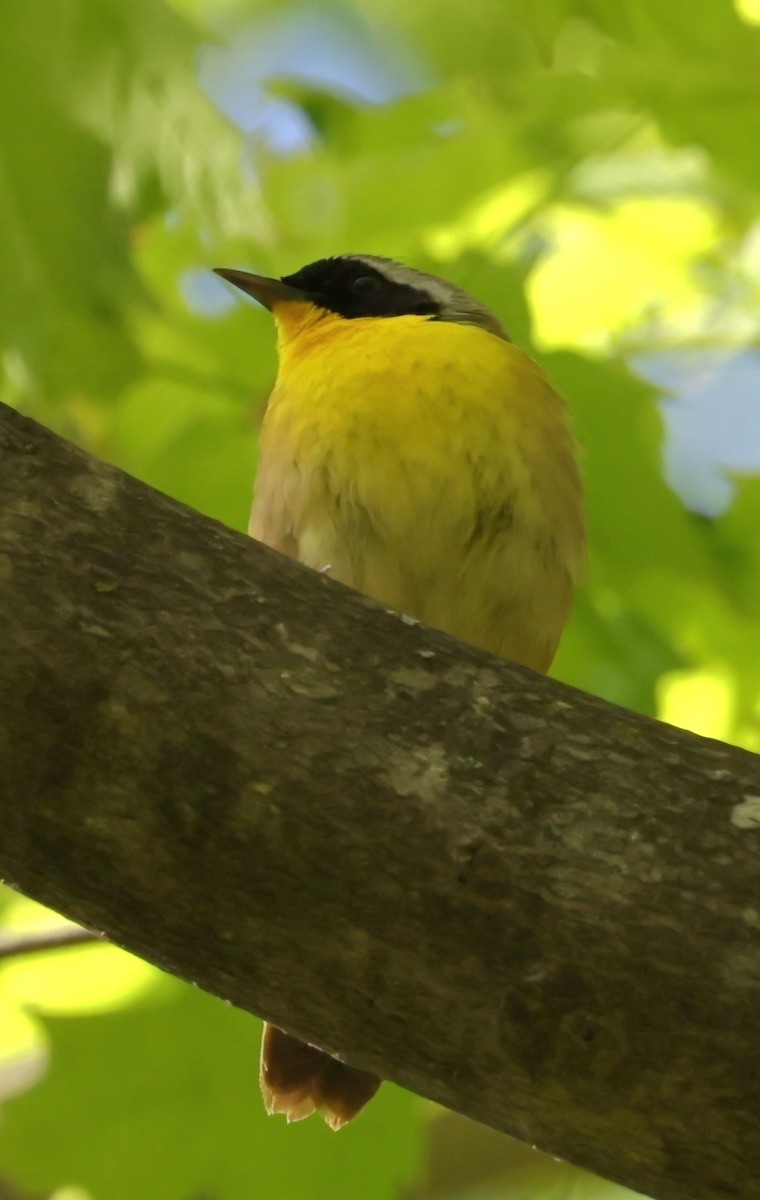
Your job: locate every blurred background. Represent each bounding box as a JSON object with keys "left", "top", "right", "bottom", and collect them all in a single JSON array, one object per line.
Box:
[{"left": 2, "top": 0, "right": 760, "bottom": 1196}]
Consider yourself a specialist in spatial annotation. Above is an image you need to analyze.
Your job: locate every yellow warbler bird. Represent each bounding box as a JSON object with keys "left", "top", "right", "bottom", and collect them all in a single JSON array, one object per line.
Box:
[{"left": 215, "top": 254, "right": 585, "bottom": 1130}]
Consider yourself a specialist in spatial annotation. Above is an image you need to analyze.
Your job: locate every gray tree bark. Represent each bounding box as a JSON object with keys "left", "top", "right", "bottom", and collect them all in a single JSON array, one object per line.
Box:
[{"left": 1, "top": 401, "right": 759, "bottom": 1200}]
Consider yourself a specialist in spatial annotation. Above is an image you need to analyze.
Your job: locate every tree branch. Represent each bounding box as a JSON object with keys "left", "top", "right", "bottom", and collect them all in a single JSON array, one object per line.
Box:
[{"left": 0, "top": 401, "right": 759, "bottom": 1200}]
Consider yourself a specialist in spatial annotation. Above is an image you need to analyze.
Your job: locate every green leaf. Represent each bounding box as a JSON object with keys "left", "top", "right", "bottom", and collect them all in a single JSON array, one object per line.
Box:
[
  {"left": 0, "top": 985, "right": 423, "bottom": 1200},
  {"left": 0, "top": 4, "right": 143, "bottom": 406},
  {"left": 704, "top": 475, "right": 760, "bottom": 617}
]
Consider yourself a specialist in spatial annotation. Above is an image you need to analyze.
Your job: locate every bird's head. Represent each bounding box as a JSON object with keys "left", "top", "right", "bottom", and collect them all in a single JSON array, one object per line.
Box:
[{"left": 214, "top": 255, "right": 508, "bottom": 342}]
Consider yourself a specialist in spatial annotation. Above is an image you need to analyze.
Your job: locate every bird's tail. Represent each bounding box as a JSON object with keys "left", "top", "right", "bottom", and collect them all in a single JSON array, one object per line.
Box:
[{"left": 260, "top": 1023, "right": 381, "bottom": 1131}]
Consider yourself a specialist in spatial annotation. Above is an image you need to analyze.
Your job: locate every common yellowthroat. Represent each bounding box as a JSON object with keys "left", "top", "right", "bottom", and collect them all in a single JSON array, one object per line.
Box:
[{"left": 215, "top": 254, "right": 585, "bottom": 1130}]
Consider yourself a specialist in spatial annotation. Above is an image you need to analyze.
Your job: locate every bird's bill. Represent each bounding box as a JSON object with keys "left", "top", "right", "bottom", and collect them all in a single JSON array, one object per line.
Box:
[{"left": 213, "top": 268, "right": 306, "bottom": 310}]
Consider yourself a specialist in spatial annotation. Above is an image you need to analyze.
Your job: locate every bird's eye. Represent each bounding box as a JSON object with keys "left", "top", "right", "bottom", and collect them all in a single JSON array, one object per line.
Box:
[{"left": 350, "top": 275, "right": 382, "bottom": 297}]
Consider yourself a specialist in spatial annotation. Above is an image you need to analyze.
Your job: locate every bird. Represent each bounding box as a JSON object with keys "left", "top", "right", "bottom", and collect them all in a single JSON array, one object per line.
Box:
[{"left": 214, "top": 253, "right": 586, "bottom": 1131}]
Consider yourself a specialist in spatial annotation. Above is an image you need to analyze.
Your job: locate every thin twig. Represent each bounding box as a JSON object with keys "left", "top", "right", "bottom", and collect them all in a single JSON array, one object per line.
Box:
[{"left": 0, "top": 926, "right": 105, "bottom": 961}]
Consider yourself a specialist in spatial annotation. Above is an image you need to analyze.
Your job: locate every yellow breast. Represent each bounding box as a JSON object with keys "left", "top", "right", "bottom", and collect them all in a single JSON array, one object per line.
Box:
[{"left": 251, "top": 301, "right": 585, "bottom": 673}]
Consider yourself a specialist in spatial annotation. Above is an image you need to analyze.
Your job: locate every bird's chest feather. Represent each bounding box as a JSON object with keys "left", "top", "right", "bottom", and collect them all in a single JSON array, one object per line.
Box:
[
  {"left": 252, "top": 320, "right": 501, "bottom": 557},
  {"left": 250, "top": 316, "right": 584, "bottom": 670}
]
